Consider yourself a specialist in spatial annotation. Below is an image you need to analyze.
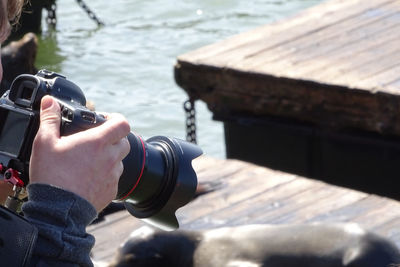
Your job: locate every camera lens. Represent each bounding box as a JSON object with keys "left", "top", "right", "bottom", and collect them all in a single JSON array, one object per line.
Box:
[
  {"left": 115, "top": 134, "right": 202, "bottom": 231},
  {"left": 7, "top": 71, "right": 203, "bottom": 231}
]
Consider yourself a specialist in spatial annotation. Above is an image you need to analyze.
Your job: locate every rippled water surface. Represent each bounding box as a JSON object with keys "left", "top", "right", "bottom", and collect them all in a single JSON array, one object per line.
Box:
[{"left": 36, "top": 0, "right": 324, "bottom": 158}]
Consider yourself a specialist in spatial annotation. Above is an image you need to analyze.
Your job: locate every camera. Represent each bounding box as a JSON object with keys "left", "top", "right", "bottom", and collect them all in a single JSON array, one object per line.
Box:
[{"left": 0, "top": 69, "right": 202, "bottom": 231}]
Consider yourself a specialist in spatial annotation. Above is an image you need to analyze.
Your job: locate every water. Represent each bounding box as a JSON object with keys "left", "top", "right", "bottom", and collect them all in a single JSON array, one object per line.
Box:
[{"left": 36, "top": 0, "right": 324, "bottom": 158}]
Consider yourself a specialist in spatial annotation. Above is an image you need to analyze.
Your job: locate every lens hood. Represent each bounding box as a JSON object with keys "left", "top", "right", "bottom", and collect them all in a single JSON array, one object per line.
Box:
[{"left": 123, "top": 136, "right": 202, "bottom": 231}]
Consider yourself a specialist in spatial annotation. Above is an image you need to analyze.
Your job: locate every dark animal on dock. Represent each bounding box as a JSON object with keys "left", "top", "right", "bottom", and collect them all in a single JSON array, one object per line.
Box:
[
  {"left": 1, "top": 32, "right": 38, "bottom": 94},
  {"left": 7, "top": 0, "right": 56, "bottom": 42},
  {"left": 108, "top": 224, "right": 400, "bottom": 267},
  {"left": 8, "top": 0, "right": 103, "bottom": 43},
  {"left": 0, "top": 32, "right": 97, "bottom": 111}
]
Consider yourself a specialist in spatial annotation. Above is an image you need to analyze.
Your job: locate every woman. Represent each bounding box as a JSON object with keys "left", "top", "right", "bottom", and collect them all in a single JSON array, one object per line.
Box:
[{"left": 0, "top": 1, "right": 131, "bottom": 266}]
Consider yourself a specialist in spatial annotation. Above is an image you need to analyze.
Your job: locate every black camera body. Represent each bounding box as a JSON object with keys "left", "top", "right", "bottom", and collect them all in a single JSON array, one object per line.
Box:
[
  {"left": 0, "top": 69, "right": 103, "bottom": 185},
  {"left": 0, "top": 70, "right": 202, "bottom": 231}
]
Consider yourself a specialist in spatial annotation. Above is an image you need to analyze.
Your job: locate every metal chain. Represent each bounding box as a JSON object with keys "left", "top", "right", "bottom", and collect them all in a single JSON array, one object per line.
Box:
[
  {"left": 76, "top": 0, "right": 105, "bottom": 27},
  {"left": 184, "top": 99, "right": 197, "bottom": 144},
  {"left": 45, "top": 1, "right": 57, "bottom": 27},
  {"left": 44, "top": 0, "right": 104, "bottom": 28}
]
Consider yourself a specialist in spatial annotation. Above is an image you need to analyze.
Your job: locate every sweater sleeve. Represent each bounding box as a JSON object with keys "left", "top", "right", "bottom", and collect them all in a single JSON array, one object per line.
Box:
[{"left": 22, "top": 183, "right": 98, "bottom": 267}]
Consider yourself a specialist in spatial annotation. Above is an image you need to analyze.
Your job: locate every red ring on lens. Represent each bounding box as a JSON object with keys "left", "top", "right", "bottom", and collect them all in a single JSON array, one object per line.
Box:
[{"left": 118, "top": 135, "right": 146, "bottom": 201}]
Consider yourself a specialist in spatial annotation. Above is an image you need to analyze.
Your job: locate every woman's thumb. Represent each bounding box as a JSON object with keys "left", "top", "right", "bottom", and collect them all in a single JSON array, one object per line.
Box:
[{"left": 38, "top": 96, "right": 61, "bottom": 140}]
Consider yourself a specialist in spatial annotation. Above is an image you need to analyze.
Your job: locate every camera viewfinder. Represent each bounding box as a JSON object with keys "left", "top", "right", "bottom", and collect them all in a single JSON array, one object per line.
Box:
[{"left": 14, "top": 80, "right": 39, "bottom": 107}]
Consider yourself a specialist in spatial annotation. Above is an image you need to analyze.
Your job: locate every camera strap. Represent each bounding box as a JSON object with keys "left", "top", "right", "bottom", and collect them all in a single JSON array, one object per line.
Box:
[{"left": 0, "top": 205, "right": 38, "bottom": 267}]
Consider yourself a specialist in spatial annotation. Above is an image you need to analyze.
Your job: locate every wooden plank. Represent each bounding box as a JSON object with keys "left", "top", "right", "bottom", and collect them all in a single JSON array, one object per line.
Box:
[
  {"left": 294, "top": 25, "right": 400, "bottom": 85},
  {"left": 357, "top": 64, "right": 400, "bottom": 91},
  {"left": 179, "top": 164, "right": 298, "bottom": 228},
  {"left": 233, "top": 1, "right": 400, "bottom": 73},
  {"left": 88, "top": 211, "right": 148, "bottom": 261},
  {"left": 318, "top": 45, "right": 400, "bottom": 87},
  {"left": 256, "top": 11, "right": 400, "bottom": 82},
  {"left": 388, "top": 78, "right": 400, "bottom": 91},
  {"left": 351, "top": 197, "right": 400, "bottom": 229},
  {"left": 177, "top": 0, "right": 368, "bottom": 63},
  {"left": 193, "top": 156, "right": 250, "bottom": 182},
  {"left": 234, "top": 184, "right": 367, "bottom": 225},
  {"left": 305, "top": 196, "right": 391, "bottom": 224},
  {"left": 373, "top": 217, "right": 400, "bottom": 248},
  {"left": 182, "top": 178, "right": 317, "bottom": 229},
  {"left": 179, "top": 0, "right": 397, "bottom": 67}
]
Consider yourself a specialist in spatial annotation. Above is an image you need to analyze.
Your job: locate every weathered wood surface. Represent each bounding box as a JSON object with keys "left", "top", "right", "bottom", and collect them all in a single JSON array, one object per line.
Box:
[
  {"left": 88, "top": 156, "right": 400, "bottom": 263},
  {"left": 175, "top": 0, "right": 400, "bottom": 136}
]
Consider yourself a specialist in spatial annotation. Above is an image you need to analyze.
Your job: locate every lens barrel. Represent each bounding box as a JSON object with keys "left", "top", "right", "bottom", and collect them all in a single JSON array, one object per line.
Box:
[{"left": 115, "top": 134, "right": 202, "bottom": 231}]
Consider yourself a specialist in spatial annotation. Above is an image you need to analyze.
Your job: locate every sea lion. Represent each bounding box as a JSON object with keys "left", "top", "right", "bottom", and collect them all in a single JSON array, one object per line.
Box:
[
  {"left": 109, "top": 223, "right": 400, "bottom": 267},
  {"left": 6, "top": 0, "right": 56, "bottom": 42},
  {"left": 1, "top": 32, "right": 38, "bottom": 94}
]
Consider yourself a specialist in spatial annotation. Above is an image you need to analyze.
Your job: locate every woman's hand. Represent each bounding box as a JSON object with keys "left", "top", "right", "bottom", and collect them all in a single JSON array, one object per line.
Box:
[{"left": 29, "top": 96, "right": 131, "bottom": 212}]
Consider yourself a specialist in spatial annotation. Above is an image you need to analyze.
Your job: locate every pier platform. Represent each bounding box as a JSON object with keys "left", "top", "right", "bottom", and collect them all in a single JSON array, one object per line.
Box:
[
  {"left": 174, "top": 0, "right": 400, "bottom": 199},
  {"left": 88, "top": 157, "right": 400, "bottom": 263}
]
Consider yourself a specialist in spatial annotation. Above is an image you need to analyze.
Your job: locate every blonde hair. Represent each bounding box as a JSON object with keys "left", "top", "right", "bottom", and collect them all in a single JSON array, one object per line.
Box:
[{"left": 0, "top": 0, "right": 25, "bottom": 41}]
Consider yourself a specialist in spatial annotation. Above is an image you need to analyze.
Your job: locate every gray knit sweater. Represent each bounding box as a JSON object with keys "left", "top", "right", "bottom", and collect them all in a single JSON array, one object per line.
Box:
[{"left": 22, "top": 183, "right": 98, "bottom": 267}]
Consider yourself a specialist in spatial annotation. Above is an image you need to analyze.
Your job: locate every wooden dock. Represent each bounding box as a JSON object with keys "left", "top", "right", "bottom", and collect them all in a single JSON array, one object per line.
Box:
[
  {"left": 175, "top": 0, "right": 400, "bottom": 134},
  {"left": 88, "top": 156, "right": 400, "bottom": 263},
  {"left": 173, "top": 0, "right": 400, "bottom": 199}
]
